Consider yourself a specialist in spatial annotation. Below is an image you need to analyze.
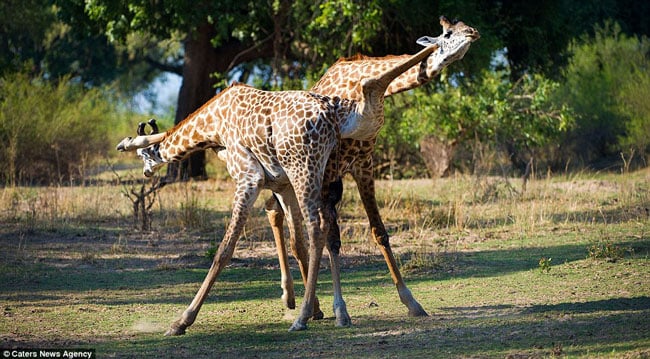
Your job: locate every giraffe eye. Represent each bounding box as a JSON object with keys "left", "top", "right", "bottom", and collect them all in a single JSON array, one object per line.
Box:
[{"left": 444, "top": 30, "right": 453, "bottom": 39}]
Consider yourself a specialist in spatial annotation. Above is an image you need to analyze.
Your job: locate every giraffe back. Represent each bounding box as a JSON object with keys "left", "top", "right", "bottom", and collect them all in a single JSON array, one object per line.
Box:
[
  {"left": 132, "top": 83, "right": 350, "bottom": 183},
  {"left": 247, "top": 86, "right": 339, "bottom": 179}
]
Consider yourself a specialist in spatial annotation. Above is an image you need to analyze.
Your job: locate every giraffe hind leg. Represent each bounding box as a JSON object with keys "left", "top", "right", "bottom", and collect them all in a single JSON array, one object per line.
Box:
[
  {"left": 284, "top": 159, "right": 333, "bottom": 330},
  {"left": 265, "top": 195, "right": 296, "bottom": 310},
  {"left": 325, "top": 178, "right": 351, "bottom": 326},
  {"left": 289, "top": 203, "right": 328, "bottom": 331},
  {"left": 352, "top": 162, "right": 428, "bottom": 317},
  {"left": 273, "top": 189, "right": 324, "bottom": 320}
]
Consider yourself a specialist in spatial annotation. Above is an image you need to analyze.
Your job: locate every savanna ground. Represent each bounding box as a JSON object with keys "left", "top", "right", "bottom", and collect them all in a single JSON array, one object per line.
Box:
[{"left": 1, "top": 164, "right": 649, "bottom": 358}]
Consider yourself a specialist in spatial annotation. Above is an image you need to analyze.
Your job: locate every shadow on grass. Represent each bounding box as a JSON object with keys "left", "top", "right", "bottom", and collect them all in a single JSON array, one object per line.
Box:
[
  {"left": 391, "top": 237, "right": 650, "bottom": 283},
  {"left": 2, "top": 235, "right": 648, "bottom": 304},
  {"left": 524, "top": 295, "right": 650, "bottom": 314},
  {"left": 0, "top": 261, "right": 289, "bottom": 306},
  {"left": 429, "top": 296, "right": 650, "bottom": 357},
  {"left": 87, "top": 296, "right": 650, "bottom": 358},
  {"left": 442, "top": 296, "right": 650, "bottom": 316}
]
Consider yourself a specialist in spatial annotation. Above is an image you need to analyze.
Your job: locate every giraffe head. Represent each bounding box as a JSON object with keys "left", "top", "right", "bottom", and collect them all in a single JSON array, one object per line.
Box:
[
  {"left": 136, "top": 145, "right": 164, "bottom": 177},
  {"left": 116, "top": 118, "right": 166, "bottom": 177},
  {"left": 416, "top": 16, "right": 480, "bottom": 68},
  {"left": 135, "top": 119, "right": 166, "bottom": 177}
]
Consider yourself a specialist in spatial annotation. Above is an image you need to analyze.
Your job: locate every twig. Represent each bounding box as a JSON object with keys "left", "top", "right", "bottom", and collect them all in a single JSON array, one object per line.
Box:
[
  {"left": 522, "top": 157, "right": 534, "bottom": 194},
  {"left": 106, "top": 159, "right": 161, "bottom": 231}
]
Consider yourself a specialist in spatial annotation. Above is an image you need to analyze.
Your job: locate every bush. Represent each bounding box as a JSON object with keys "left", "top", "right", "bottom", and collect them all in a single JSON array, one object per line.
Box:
[
  {"left": 617, "top": 66, "right": 650, "bottom": 163},
  {"left": 558, "top": 21, "right": 650, "bottom": 167},
  {"left": 376, "top": 69, "right": 573, "bottom": 178},
  {"left": 0, "top": 72, "right": 115, "bottom": 184}
]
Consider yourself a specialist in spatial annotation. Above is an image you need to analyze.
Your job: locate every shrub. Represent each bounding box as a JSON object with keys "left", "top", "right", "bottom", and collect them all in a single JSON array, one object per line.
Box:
[
  {"left": 558, "top": 21, "right": 650, "bottom": 166},
  {"left": 376, "top": 69, "right": 573, "bottom": 178},
  {"left": 587, "top": 242, "right": 629, "bottom": 263},
  {"left": 0, "top": 73, "right": 115, "bottom": 184},
  {"left": 617, "top": 66, "right": 650, "bottom": 162}
]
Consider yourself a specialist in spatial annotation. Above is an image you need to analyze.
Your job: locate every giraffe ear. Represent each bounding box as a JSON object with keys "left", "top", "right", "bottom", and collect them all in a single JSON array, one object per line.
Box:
[{"left": 416, "top": 36, "right": 439, "bottom": 47}]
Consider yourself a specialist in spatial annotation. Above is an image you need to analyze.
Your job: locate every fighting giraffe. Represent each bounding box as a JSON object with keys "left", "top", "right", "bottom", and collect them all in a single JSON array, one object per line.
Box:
[
  {"left": 266, "top": 16, "right": 479, "bottom": 319},
  {"left": 116, "top": 42, "right": 440, "bottom": 334}
]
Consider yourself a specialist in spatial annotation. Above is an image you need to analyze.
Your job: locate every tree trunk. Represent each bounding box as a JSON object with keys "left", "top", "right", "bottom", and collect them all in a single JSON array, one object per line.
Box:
[
  {"left": 419, "top": 135, "right": 456, "bottom": 178},
  {"left": 165, "top": 24, "right": 218, "bottom": 181},
  {"left": 165, "top": 23, "right": 276, "bottom": 182}
]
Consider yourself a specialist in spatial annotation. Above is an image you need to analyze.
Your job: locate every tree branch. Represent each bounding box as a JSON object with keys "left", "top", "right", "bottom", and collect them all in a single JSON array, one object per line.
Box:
[
  {"left": 225, "top": 34, "right": 274, "bottom": 73},
  {"left": 145, "top": 56, "right": 183, "bottom": 76}
]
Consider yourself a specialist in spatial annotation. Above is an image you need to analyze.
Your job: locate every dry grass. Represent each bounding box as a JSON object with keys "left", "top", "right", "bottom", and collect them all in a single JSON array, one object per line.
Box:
[{"left": 0, "top": 166, "right": 649, "bottom": 357}]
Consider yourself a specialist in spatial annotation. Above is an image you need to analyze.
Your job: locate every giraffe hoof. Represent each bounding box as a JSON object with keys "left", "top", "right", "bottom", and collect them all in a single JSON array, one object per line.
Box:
[
  {"left": 164, "top": 324, "right": 186, "bottom": 336},
  {"left": 288, "top": 320, "right": 308, "bottom": 332},
  {"left": 312, "top": 309, "right": 324, "bottom": 320},
  {"left": 408, "top": 305, "right": 429, "bottom": 317},
  {"left": 335, "top": 316, "right": 352, "bottom": 327},
  {"left": 335, "top": 306, "right": 352, "bottom": 327},
  {"left": 282, "top": 294, "right": 296, "bottom": 310}
]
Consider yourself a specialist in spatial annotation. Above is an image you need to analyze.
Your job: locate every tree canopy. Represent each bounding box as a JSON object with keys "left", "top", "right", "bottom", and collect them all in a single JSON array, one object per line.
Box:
[{"left": 1, "top": 0, "right": 649, "bottom": 183}]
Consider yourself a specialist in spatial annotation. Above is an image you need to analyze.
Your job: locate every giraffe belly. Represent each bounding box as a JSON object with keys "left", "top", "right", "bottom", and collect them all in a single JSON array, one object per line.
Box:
[{"left": 253, "top": 153, "right": 291, "bottom": 190}]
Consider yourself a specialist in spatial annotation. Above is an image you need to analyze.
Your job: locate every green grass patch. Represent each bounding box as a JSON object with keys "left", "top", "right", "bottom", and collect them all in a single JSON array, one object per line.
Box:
[{"left": 1, "top": 170, "right": 649, "bottom": 357}]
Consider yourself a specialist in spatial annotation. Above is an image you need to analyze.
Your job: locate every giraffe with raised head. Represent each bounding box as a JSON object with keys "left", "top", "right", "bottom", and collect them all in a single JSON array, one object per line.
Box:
[
  {"left": 266, "top": 16, "right": 479, "bottom": 319},
  {"left": 116, "top": 42, "right": 440, "bottom": 334}
]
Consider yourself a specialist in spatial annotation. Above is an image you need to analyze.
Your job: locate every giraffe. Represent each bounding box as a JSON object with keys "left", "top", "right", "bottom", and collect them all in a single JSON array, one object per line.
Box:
[
  {"left": 116, "top": 42, "right": 440, "bottom": 334},
  {"left": 265, "top": 16, "right": 479, "bottom": 319}
]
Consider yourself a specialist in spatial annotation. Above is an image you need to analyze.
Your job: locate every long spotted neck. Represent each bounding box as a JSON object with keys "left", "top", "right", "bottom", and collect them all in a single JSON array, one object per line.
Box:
[
  {"left": 157, "top": 97, "right": 225, "bottom": 163},
  {"left": 311, "top": 51, "right": 445, "bottom": 101},
  {"left": 338, "top": 44, "right": 437, "bottom": 140},
  {"left": 384, "top": 54, "right": 444, "bottom": 95}
]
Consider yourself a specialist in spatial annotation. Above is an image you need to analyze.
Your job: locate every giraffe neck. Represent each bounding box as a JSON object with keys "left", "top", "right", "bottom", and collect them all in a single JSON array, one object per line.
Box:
[
  {"left": 311, "top": 49, "right": 446, "bottom": 100},
  {"left": 337, "top": 45, "right": 437, "bottom": 140},
  {"left": 367, "top": 44, "right": 437, "bottom": 91},
  {"left": 157, "top": 95, "right": 226, "bottom": 163},
  {"left": 385, "top": 54, "right": 444, "bottom": 95}
]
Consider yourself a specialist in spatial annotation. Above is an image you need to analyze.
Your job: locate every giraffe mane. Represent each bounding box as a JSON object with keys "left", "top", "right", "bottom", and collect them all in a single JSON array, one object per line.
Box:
[
  {"left": 334, "top": 53, "right": 411, "bottom": 64},
  {"left": 168, "top": 82, "right": 253, "bottom": 134}
]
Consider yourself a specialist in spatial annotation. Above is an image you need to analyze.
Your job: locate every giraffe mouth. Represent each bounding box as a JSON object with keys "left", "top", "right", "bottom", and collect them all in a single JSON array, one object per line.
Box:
[
  {"left": 466, "top": 30, "right": 480, "bottom": 42},
  {"left": 440, "top": 38, "right": 472, "bottom": 57}
]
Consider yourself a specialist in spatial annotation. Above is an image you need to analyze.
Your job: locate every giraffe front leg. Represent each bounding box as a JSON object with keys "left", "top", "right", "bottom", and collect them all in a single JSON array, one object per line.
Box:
[
  {"left": 352, "top": 159, "right": 428, "bottom": 318},
  {"left": 165, "top": 210, "right": 248, "bottom": 336},
  {"left": 166, "top": 162, "right": 264, "bottom": 335},
  {"left": 265, "top": 195, "right": 296, "bottom": 310}
]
